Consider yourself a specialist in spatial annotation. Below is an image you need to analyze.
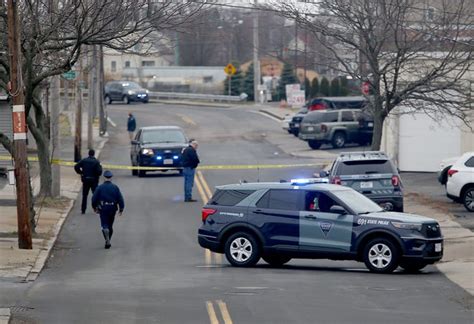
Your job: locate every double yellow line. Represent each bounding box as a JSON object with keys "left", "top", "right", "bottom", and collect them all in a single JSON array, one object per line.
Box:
[
  {"left": 206, "top": 300, "right": 233, "bottom": 324},
  {"left": 195, "top": 170, "right": 222, "bottom": 265}
]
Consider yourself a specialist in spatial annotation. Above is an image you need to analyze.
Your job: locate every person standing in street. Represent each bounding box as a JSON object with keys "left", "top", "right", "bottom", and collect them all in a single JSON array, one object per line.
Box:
[
  {"left": 92, "top": 171, "right": 124, "bottom": 249},
  {"left": 127, "top": 112, "right": 136, "bottom": 140},
  {"left": 181, "top": 140, "right": 200, "bottom": 202},
  {"left": 74, "top": 149, "right": 103, "bottom": 214}
]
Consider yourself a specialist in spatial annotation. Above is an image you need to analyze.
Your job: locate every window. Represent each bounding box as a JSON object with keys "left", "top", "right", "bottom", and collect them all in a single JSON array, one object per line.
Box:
[
  {"left": 341, "top": 111, "right": 354, "bottom": 122},
  {"left": 305, "top": 191, "right": 340, "bottom": 213},
  {"left": 124, "top": 61, "right": 131, "bottom": 68},
  {"left": 465, "top": 156, "right": 474, "bottom": 167},
  {"left": 256, "top": 190, "right": 302, "bottom": 210},
  {"left": 336, "top": 160, "right": 396, "bottom": 176},
  {"left": 141, "top": 60, "right": 155, "bottom": 67},
  {"left": 210, "top": 190, "right": 255, "bottom": 206},
  {"left": 141, "top": 130, "right": 186, "bottom": 144},
  {"left": 111, "top": 61, "right": 117, "bottom": 72},
  {"left": 303, "top": 111, "right": 339, "bottom": 123}
]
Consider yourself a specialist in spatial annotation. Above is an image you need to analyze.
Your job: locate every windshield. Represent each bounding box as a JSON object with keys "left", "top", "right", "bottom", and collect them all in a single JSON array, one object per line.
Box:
[
  {"left": 122, "top": 82, "right": 142, "bottom": 90},
  {"left": 142, "top": 130, "right": 186, "bottom": 144},
  {"left": 332, "top": 189, "right": 383, "bottom": 214}
]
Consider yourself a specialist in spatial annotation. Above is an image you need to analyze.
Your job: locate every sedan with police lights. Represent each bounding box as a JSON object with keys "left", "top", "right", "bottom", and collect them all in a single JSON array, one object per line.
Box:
[
  {"left": 130, "top": 126, "right": 188, "bottom": 177},
  {"left": 198, "top": 180, "right": 443, "bottom": 273}
]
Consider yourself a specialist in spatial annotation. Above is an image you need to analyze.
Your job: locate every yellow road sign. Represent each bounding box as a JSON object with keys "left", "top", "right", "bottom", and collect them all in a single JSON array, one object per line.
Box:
[{"left": 224, "top": 63, "right": 236, "bottom": 76}]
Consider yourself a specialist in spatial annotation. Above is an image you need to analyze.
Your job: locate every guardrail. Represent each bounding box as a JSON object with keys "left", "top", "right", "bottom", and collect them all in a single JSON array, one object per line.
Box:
[{"left": 149, "top": 92, "right": 246, "bottom": 102}]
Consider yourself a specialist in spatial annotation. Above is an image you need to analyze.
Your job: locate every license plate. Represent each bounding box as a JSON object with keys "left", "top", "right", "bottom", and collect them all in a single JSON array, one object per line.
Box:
[
  {"left": 368, "top": 122, "right": 374, "bottom": 127},
  {"left": 360, "top": 181, "right": 373, "bottom": 189},
  {"left": 435, "top": 243, "right": 442, "bottom": 252},
  {"left": 163, "top": 159, "right": 173, "bottom": 165},
  {"left": 294, "top": 124, "right": 300, "bottom": 128},
  {"left": 307, "top": 126, "right": 314, "bottom": 131}
]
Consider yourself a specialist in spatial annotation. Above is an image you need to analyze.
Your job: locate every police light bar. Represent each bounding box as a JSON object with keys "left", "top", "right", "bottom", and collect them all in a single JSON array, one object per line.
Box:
[{"left": 290, "top": 178, "right": 329, "bottom": 185}]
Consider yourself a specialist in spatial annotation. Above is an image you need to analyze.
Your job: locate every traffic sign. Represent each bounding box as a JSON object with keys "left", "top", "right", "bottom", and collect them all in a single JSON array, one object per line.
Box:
[
  {"left": 62, "top": 71, "right": 77, "bottom": 80},
  {"left": 224, "top": 63, "right": 237, "bottom": 76}
]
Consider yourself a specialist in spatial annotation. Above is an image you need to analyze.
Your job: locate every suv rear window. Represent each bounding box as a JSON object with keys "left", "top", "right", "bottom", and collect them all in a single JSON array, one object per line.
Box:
[
  {"left": 209, "top": 189, "right": 254, "bottom": 206},
  {"left": 335, "top": 160, "right": 396, "bottom": 175},
  {"left": 303, "top": 111, "right": 339, "bottom": 123},
  {"left": 256, "top": 189, "right": 302, "bottom": 210}
]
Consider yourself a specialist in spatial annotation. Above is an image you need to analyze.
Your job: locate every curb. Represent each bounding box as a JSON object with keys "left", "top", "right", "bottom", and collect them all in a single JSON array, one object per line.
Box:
[
  {"left": 0, "top": 308, "right": 10, "bottom": 324},
  {"left": 258, "top": 109, "right": 285, "bottom": 121}
]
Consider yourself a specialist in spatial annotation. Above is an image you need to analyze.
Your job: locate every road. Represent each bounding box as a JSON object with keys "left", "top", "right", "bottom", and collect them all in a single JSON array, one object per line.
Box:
[{"left": 1, "top": 103, "right": 472, "bottom": 323}]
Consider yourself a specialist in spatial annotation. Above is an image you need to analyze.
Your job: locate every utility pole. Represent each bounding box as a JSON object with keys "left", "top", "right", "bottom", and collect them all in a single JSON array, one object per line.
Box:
[
  {"left": 253, "top": 0, "right": 260, "bottom": 103},
  {"left": 7, "top": 0, "right": 32, "bottom": 249},
  {"left": 98, "top": 45, "right": 107, "bottom": 136},
  {"left": 87, "top": 46, "right": 96, "bottom": 150},
  {"left": 74, "top": 58, "right": 82, "bottom": 162},
  {"left": 50, "top": 75, "right": 60, "bottom": 197},
  {"left": 294, "top": 19, "right": 298, "bottom": 82}
]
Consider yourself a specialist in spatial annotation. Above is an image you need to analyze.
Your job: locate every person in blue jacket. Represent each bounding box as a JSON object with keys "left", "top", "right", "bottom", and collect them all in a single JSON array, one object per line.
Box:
[
  {"left": 92, "top": 170, "right": 124, "bottom": 249},
  {"left": 127, "top": 112, "right": 136, "bottom": 140}
]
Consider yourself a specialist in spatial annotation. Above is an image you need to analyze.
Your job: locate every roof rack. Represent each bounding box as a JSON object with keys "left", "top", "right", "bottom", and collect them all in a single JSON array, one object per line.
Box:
[{"left": 337, "top": 151, "right": 388, "bottom": 160}]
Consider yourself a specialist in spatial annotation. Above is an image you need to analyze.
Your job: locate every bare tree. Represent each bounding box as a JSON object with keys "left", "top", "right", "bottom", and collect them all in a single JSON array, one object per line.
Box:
[
  {"left": 0, "top": 0, "right": 203, "bottom": 197},
  {"left": 268, "top": 0, "right": 473, "bottom": 149}
]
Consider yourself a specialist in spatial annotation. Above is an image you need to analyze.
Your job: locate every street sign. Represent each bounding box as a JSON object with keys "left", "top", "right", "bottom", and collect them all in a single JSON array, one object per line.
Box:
[
  {"left": 224, "top": 63, "right": 237, "bottom": 76},
  {"left": 287, "top": 90, "right": 305, "bottom": 108},
  {"left": 62, "top": 71, "right": 77, "bottom": 81}
]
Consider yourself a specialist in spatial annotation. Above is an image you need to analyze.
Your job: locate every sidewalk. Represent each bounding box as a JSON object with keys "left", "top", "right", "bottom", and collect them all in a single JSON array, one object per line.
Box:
[{"left": 0, "top": 112, "right": 107, "bottom": 282}]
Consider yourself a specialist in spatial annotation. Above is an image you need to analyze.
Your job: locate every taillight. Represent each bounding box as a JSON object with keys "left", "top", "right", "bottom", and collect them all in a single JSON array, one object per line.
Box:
[
  {"left": 331, "top": 176, "right": 341, "bottom": 185},
  {"left": 448, "top": 169, "right": 458, "bottom": 177},
  {"left": 391, "top": 175, "right": 400, "bottom": 187},
  {"left": 321, "top": 124, "right": 328, "bottom": 133},
  {"left": 202, "top": 208, "right": 216, "bottom": 223}
]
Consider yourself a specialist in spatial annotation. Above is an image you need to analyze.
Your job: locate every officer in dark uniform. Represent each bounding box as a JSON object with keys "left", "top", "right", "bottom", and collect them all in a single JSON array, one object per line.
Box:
[
  {"left": 74, "top": 149, "right": 103, "bottom": 214},
  {"left": 92, "top": 171, "right": 124, "bottom": 249}
]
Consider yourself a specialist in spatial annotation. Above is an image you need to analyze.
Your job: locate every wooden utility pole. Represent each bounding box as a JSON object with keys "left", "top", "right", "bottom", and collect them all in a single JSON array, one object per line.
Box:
[
  {"left": 7, "top": 0, "right": 32, "bottom": 249},
  {"left": 253, "top": 0, "right": 260, "bottom": 103},
  {"left": 74, "top": 58, "right": 82, "bottom": 162}
]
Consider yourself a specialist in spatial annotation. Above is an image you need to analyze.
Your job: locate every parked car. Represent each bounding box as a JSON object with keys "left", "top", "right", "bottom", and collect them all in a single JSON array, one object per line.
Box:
[
  {"left": 437, "top": 156, "right": 459, "bottom": 186},
  {"left": 298, "top": 109, "right": 373, "bottom": 149},
  {"left": 104, "top": 81, "right": 149, "bottom": 104},
  {"left": 130, "top": 126, "right": 188, "bottom": 177},
  {"left": 198, "top": 180, "right": 442, "bottom": 273},
  {"left": 306, "top": 96, "right": 368, "bottom": 111},
  {"left": 321, "top": 151, "right": 404, "bottom": 212},
  {"left": 446, "top": 152, "right": 474, "bottom": 212},
  {"left": 288, "top": 107, "right": 308, "bottom": 136}
]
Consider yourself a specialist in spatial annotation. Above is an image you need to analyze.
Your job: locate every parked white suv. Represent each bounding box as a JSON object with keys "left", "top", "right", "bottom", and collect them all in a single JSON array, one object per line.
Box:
[{"left": 446, "top": 152, "right": 474, "bottom": 212}]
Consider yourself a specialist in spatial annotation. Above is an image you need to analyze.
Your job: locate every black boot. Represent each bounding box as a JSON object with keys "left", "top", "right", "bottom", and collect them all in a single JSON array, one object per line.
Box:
[{"left": 102, "top": 229, "right": 111, "bottom": 249}]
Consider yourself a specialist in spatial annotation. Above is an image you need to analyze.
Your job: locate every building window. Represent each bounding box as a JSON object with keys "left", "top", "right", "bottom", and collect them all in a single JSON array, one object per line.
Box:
[
  {"left": 111, "top": 61, "right": 117, "bottom": 72},
  {"left": 124, "top": 61, "right": 131, "bottom": 68},
  {"left": 141, "top": 61, "right": 155, "bottom": 67}
]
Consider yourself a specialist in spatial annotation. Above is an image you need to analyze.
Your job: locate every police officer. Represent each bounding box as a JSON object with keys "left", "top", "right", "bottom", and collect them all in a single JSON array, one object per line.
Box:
[
  {"left": 181, "top": 140, "right": 200, "bottom": 202},
  {"left": 127, "top": 112, "right": 136, "bottom": 140},
  {"left": 74, "top": 149, "right": 103, "bottom": 214},
  {"left": 92, "top": 171, "right": 124, "bottom": 249}
]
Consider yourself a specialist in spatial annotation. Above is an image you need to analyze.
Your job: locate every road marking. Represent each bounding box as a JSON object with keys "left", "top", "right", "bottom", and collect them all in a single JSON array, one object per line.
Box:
[
  {"left": 195, "top": 173, "right": 208, "bottom": 204},
  {"left": 107, "top": 116, "right": 117, "bottom": 127},
  {"left": 178, "top": 114, "right": 197, "bottom": 126},
  {"left": 216, "top": 300, "right": 233, "bottom": 324},
  {"left": 197, "top": 170, "right": 213, "bottom": 199},
  {"left": 206, "top": 301, "right": 219, "bottom": 324}
]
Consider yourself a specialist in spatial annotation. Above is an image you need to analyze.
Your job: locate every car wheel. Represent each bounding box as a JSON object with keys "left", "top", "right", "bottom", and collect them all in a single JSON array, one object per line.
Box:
[
  {"left": 293, "top": 130, "right": 299, "bottom": 137},
  {"left": 262, "top": 255, "right": 291, "bottom": 267},
  {"left": 224, "top": 232, "right": 260, "bottom": 267},
  {"left": 132, "top": 166, "right": 138, "bottom": 176},
  {"left": 308, "top": 140, "right": 322, "bottom": 150},
  {"left": 400, "top": 262, "right": 428, "bottom": 273},
  {"left": 138, "top": 170, "right": 146, "bottom": 177},
  {"left": 462, "top": 187, "right": 474, "bottom": 212},
  {"left": 105, "top": 95, "right": 112, "bottom": 105},
  {"left": 123, "top": 95, "right": 130, "bottom": 104},
  {"left": 332, "top": 131, "right": 346, "bottom": 149},
  {"left": 363, "top": 238, "right": 399, "bottom": 273},
  {"left": 287, "top": 129, "right": 292, "bottom": 134}
]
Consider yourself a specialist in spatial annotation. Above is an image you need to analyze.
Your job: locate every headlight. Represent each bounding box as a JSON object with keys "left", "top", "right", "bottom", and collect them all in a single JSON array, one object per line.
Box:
[
  {"left": 128, "top": 90, "right": 136, "bottom": 95},
  {"left": 145, "top": 89, "right": 149, "bottom": 94},
  {"left": 141, "top": 148, "right": 153, "bottom": 155},
  {"left": 391, "top": 222, "right": 422, "bottom": 231}
]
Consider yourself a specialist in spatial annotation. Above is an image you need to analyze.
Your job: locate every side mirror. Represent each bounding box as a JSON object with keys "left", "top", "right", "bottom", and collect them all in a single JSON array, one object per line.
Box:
[
  {"left": 319, "top": 170, "right": 329, "bottom": 178},
  {"left": 330, "top": 205, "right": 347, "bottom": 215},
  {"left": 131, "top": 140, "right": 138, "bottom": 145}
]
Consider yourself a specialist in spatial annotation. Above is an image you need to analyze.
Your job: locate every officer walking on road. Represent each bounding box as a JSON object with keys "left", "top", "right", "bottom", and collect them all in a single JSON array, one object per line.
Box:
[
  {"left": 74, "top": 149, "right": 103, "bottom": 214},
  {"left": 127, "top": 112, "right": 136, "bottom": 140},
  {"left": 92, "top": 171, "right": 124, "bottom": 249},
  {"left": 182, "top": 140, "right": 200, "bottom": 202}
]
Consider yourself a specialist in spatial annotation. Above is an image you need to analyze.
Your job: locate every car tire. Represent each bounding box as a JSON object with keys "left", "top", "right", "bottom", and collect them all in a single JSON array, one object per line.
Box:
[
  {"left": 262, "top": 255, "right": 291, "bottom": 267},
  {"left": 332, "top": 131, "right": 346, "bottom": 149},
  {"left": 462, "top": 186, "right": 474, "bottom": 212},
  {"left": 123, "top": 95, "right": 130, "bottom": 104},
  {"left": 224, "top": 232, "right": 260, "bottom": 267},
  {"left": 362, "top": 238, "right": 400, "bottom": 274},
  {"left": 105, "top": 95, "right": 112, "bottom": 105},
  {"left": 138, "top": 170, "right": 146, "bottom": 177},
  {"left": 293, "top": 130, "right": 299, "bottom": 137},
  {"left": 132, "top": 166, "right": 138, "bottom": 176},
  {"left": 400, "top": 262, "right": 428, "bottom": 273},
  {"left": 308, "top": 140, "right": 322, "bottom": 150}
]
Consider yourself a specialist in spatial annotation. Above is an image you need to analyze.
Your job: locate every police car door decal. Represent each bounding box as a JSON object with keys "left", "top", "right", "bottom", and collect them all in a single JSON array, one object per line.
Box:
[{"left": 299, "top": 211, "right": 353, "bottom": 252}]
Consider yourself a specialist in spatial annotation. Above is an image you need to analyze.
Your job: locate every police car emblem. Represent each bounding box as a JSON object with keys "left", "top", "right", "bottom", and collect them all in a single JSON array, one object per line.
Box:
[{"left": 320, "top": 222, "right": 333, "bottom": 237}]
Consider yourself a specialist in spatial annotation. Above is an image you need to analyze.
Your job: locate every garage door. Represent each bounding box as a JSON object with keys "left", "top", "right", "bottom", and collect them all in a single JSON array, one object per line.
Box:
[{"left": 399, "top": 113, "right": 461, "bottom": 172}]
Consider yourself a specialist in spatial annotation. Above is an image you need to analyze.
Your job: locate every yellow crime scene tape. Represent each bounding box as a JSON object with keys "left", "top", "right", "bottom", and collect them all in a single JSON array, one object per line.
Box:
[{"left": 0, "top": 155, "right": 324, "bottom": 171}]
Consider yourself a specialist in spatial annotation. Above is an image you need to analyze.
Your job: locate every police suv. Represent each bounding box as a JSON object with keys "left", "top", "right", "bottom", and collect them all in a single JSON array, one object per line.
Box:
[{"left": 198, "top": 180, "right": 443, "bottom": 273}]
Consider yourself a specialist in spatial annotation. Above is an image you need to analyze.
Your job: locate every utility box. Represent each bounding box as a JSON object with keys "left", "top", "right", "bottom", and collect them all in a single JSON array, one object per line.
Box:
[{"left": 0, "top": 92, "right": 12, "bottom": 175}]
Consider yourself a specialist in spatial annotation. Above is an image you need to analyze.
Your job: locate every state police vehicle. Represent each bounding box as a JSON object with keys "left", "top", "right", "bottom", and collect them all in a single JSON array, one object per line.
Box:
[{"left": 198, "top": 179, "right": 443, "bottom": 273}]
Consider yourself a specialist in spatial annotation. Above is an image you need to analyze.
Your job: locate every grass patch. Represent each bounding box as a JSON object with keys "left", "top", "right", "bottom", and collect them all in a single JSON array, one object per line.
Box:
[{"left": 35, "top": 196, "right": 71, "bottom": 209}]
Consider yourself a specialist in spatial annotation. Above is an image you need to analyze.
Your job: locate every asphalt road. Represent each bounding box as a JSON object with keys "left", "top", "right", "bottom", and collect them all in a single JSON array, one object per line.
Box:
[{"left": 2, "top": 103, "right": 472, "bottom": 323}]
